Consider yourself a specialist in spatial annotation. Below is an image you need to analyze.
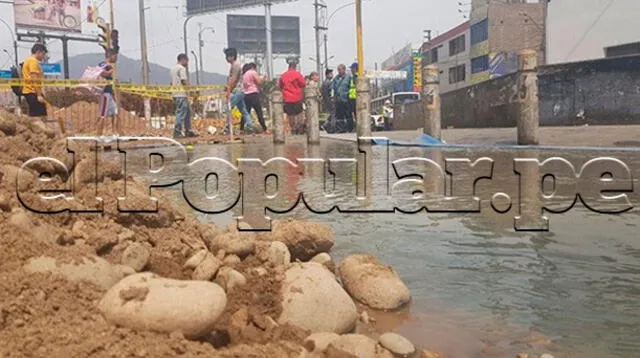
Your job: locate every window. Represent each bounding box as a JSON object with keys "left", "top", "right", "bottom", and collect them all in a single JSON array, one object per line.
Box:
[
  {"left": 423, "top": 47, "right": 439, "bottom": 65},
  {"left": 471, "top": 19, "right": 489, "bottom": 45},
  {"left": 471, "top": 55, "right": 489, "bottom": 74},
  {"left": 449, "top": 64, "right": 466, "bottom": 84},
  {"left": 449, "top": 35, "right": 466, "bottom": 56}
]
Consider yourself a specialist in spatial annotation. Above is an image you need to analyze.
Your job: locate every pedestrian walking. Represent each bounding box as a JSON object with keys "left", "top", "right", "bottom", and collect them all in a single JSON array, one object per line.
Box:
[
  {"left": 171, "top": 53, "right": 198, "bottom": 138},
  {"left": 224, "top": 48, "right": 254, "bottom": 135},
  {"left": 279, "top": 57, "right": 306, "bottom": 135},
  {"left": 321, "top": 68, "right": 334, "bottom": 116},
  {"left": 98, "top": 49, "right": 119, "bottom": 137},
  {"left": 331, "top": 64, "right": 352, "bottom": 132},
  {"left": 242, "top": 62, "right": 269, "bottom": 134},
  {"left": 22, "top": 44, "right": 48, "bottom": 121}
]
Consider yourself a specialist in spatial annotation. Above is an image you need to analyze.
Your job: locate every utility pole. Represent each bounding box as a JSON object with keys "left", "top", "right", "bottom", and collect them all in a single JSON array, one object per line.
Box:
[
  {"left": 323, "top": 33, "right": 328, "bottom": 71},
  {"left": 355, "top": 0, "right": 364, "bottom": 77},
  {"left": 198, "top": 23, "right": 204, "bottom": 85},
  {"left": 198, "top": 25, "right": 215, "bottom": 85},
  {"left": 191, "top": 50, "right": 200, "bottom": 85},
  {"left": 542, "top": 0, "right": 549, "bottom": 65},
  {"left": 138, "top": 0, "right": 151, "bottom": 121},
  {"left": 265, "top": 2, "right": 273, "bottom": 79},
  {"left": 314, "top": 0, "right": 327, "bottom": 81}
]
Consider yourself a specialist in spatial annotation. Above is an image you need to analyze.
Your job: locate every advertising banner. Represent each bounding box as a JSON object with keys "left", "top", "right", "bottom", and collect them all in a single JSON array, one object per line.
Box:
[
  {"left": 41, "top": 63, "right": 62, "bottom": 76},
  {"left": 366, "top": 70, "right": 408, "bottom": 80},
  {"left": 14, "top": 0, "right": 106, "bottom": 35},
  {"left": 412, "top": 51, "right": 422, "bottom": 92}
]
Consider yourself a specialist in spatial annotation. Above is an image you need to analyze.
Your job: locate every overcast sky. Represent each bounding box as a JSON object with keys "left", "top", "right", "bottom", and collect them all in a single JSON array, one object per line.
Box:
[{"left": 1, "top": 0, "right": 639, "bottom": 76}]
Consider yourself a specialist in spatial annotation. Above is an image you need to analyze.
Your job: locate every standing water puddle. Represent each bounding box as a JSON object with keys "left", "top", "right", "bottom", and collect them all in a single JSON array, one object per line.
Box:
[{"left": 128, "top": 137, "right": 640, "bottom": 358}]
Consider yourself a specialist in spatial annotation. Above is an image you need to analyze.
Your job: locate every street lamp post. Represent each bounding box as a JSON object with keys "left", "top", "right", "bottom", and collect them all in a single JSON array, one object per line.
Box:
[
  {"left": 191, "top": 50, "right": 200, "bottom": 86},
  {"left": 198, "top": 24, "right": 215, "bottom": 85},
  {"left": 0, "top": 17, "right": 18, "bottom": 68}
]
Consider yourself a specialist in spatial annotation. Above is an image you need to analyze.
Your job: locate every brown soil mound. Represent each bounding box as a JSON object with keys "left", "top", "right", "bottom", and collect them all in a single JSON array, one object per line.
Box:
[{"left": 0, "top": 110, "right": 309, "bottom": 357}]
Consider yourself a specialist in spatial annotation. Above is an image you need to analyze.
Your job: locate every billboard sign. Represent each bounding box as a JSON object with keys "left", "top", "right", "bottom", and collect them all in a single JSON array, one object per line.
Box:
[
  {"left": 366, "top": 70, "right": 408, "bottom": 80},
  {"left": 382, "top": 43, "right": 412, "bottom": 71},
  {"left": 227, "top": 15, "right": 300, "bottom": 55},
  {"left": 14, "top": 0, "right": 105, "bottom": 35},
  {"left": 41, "top": 63, "right": 62, "bottom": 76},
  {"left": 187, "top": 0, "right": 298, "bottom": 15},
  {"left": 412, "top": 50, "right": 422, "bottom": 92}
]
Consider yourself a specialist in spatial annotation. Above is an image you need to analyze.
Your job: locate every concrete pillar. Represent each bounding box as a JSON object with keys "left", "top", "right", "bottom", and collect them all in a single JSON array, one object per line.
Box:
[
  {"left": 355, "top": 77, "right": 372, "bottom": 138},
  {"left": 271, "top": 88, "right": 286, "bottom": 144},
  {"left": 516, "top": 49, "right": 540, "bottom": 145},
  {"left": 422, "top": 65, "right": 441, "bottom": 139},
  {"left": 305, "top": 86, "right": 320, "bottom": 144}
]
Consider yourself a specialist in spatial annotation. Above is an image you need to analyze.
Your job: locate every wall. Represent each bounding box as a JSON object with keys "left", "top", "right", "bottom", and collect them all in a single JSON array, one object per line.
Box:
[
  {"left": 391, "top": 55, "right": 640, "bottom": 129},
  {"left": 488, "top": 2, "right": 545, "bottom": 66}
]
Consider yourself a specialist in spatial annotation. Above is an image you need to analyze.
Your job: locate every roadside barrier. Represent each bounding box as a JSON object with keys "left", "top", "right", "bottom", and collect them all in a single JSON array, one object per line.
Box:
[{"left": 0, "top": 79, "right": 252, "bottom": 137}]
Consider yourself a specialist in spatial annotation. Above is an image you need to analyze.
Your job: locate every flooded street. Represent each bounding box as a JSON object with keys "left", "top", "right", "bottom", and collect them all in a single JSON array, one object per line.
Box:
[{"left": 133, "top": 137, "right": 640, "bottom": 358}]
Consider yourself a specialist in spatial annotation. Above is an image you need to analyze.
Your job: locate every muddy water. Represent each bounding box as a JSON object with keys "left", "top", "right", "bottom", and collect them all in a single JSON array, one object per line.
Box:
[{"left": 131, "top": 137, "right": 640, "bottom": 358}]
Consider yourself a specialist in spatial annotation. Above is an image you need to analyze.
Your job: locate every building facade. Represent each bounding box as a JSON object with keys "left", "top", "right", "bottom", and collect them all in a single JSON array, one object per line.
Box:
[{"left": 381, "top": 0, "right": 547, "bottom": 94}]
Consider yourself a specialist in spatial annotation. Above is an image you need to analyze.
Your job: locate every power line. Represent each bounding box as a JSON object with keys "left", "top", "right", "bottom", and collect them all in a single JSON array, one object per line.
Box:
[{"left": 563, "top": 0, "right": 614, "bottom": 61}]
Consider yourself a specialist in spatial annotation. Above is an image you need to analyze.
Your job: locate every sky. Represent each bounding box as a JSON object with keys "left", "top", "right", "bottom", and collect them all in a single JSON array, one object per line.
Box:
[{"left": 1, "top": 0, "right": 640, "bottom": 76}]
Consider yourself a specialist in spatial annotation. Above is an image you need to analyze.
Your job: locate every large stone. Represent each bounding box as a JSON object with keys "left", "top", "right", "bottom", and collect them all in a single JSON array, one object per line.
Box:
[
  {"left": 98, "top": 272, "right": 227, "bottom": 339},
  {"left": 267, "top": 241, "right": 291, "bottom": 267},
  {"left": 216, "top": 267, "right": 247, "bottom": 292},
  {"left": 325, "top": 334, "right": 394, "bottom": 358},
  {"left": 121, "top": 242, "right": 150, "bottom": 272},
  {"left": 192, "top": 253, "right": 222, "bottom": 281},
  {"left": 24, "top": 255, "right": 128, "bottom": 290},
  {"left": 208, "top": 226, "right": 256, "bottom": 257},
  {"left": 338, "top": 254, "right": 411, "bottom": 310},
  {"left": 279, "top": 262, "right": 357, "bottom": 334},
  {"left": 378, "top": 332, "right": 415, "bottom": 357},
  {"left": 0, "top": 115, "right": 17, "bottom": 135},
  {"left": 304, "top": 332, "right": 341, "bottom": 353},
  {"left": 261, "top": 219, "right": 334, "bottom": 261},
  {"left": 184, "top": 249, "right": 208, "bottom": 269}
]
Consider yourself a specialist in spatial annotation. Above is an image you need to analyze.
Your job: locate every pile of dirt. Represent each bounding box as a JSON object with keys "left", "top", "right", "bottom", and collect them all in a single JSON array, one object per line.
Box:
[{"left": 0, "top": 110, "right": 308, "bottom": 357}]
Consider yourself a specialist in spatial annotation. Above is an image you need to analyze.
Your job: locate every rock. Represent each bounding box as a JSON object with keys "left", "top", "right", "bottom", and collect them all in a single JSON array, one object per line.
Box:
[
  {"left": 252, "top": 267, "right": 268, "bottom": 277},
  {"left": 71, "top": 221, "right": 86, "bottom": 239},
  {"left": 184, "top": 249, "right": 208, "bottom": 269},
  {"left": 24, "top": 255, "right": 127, "bottom": 290},
  {"left": 540, "top": 354, "right": 554, "bottom": 358},
  {"left": 251, "top": 313, "right": 279, "bottom": 331},
  {"left": 261, "top": 219, "right": 334, "bottom": 261},
  {"left": 118, "top": 229, "right": 135, "bottom": 243},
  {"left": 310, "top": 252, "right": 332, "bottom": 265},
  {"left": 98, "top": 272, "right": 227, "bottom": 339},
  {"left": 360, "top": 311, "right": 371, "bottom": 324},
  {"left": 1, "top": 164, "right": 35, "bottom": 192},
  {"left": 121, "top": 243, "right": 150, "bottom": 272},
  {"left": 326, "top": 334, "right": 394, "bottom": 358},
  {"left": 0, "top": 116, "right": 17, "bottom": 135},
  {"left": 223, "top": 254, "right": 241, "bottom": 266},
  {"left": 304, "top": 332, "right": 340, "bottom": 353},
  {"left": 208, "top": 226, "right": 255, "bottom": 257},
  {"left": 216, "top": 267, "right": 247, "bottom": 292},
  {"left": 192, "top": 253, "right": 222, "bottom": 281},
  {"left": 516, "top": 354, "right": 529, "bottom": 358},
  {"left": 279, "top": 262, "right": 358, "bottom": 334},
  {"left": 267, "top": 241, "right": 291, "bottom": 267},
  {"left": 216, "top": 249, "right": 226, "bottom": 261},
  {"left": 338, "top": 254, "right": 411, "bottom": 310},
  {"left": 0, "top": 195, "right": 11, "bottom": 212},
  {"left": 421, "top": 350, "right": 445, "bottom": 358},
  {"left": 378, "top": 332, "right": 415, "bottom": 357}
]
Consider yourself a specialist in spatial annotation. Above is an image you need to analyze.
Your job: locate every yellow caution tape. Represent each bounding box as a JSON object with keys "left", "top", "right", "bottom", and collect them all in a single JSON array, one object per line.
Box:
[{"left": 0, "top": 79, "right": 225, "bottom": 93}]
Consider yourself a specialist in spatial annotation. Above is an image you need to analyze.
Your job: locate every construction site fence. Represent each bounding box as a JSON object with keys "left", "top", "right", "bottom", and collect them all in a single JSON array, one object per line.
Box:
[{"left": 0, "top": 79, "right": 266, "bottom": 136}]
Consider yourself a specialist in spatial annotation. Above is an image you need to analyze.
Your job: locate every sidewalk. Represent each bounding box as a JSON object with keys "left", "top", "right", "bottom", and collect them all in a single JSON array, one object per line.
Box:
[{"left": 321, "top": 125, "right": 640, "bottom": 148}]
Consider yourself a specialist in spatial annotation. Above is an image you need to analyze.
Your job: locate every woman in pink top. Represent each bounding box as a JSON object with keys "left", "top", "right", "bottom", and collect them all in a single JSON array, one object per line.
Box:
[{"left": 242, "top": 63, "right": 268, "bottom": 133}]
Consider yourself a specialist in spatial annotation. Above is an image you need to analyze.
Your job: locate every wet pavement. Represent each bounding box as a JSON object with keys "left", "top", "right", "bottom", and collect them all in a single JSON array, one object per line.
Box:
[{"left": 125, "top": 135, "right": 640, "bottom": 358}]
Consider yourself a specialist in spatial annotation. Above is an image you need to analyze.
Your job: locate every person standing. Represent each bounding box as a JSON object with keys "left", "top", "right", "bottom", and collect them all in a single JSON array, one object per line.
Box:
[
  {"left": 279, "top": 57, "right": 306, "bottom": 135},
  {"left": 98, "top": 49, "right": 119, "bottom": 137},
  {"left": 22, "top": 44, "right": 48, "bottom": 120},
  {"left": 321, "top": 68, "right": 334, "bottom": 116},
  {"left": 242, "top": 62, "right": 268, "bottom": 134},
  {"left": 348, "top": 62, "right": 359, "bottom": 132},
  {"left": 224, "top": 48, "right": 254, "bottom": 135},
  {"left": 171, "top": 53, "right": 197, "bottom": 138},
  {"left": 331, "top": 64, "right": 352, "bottom": 132}
]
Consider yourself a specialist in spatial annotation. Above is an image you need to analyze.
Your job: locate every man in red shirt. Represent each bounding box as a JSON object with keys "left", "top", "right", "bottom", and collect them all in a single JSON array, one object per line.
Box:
[{"left": 279, "top": 57, "right": 306, "bottom": 134}]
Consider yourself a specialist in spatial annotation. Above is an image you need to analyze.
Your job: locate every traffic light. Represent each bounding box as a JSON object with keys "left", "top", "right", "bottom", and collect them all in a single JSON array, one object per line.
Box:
[
  {"left": 111, "top": 29, "right": 119, "bottom": 54},
  {"left": 98, "top": 23, "right": 111, "bottom": 52}
]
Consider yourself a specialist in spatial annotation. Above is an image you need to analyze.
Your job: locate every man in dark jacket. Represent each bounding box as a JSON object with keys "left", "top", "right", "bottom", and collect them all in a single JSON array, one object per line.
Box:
[{"left": 321, "top": 68, "right": 334, "bottom": 116}]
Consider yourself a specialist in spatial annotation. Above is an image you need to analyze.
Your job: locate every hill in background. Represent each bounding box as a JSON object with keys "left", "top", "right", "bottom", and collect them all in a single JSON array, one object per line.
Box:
[{"left": 67, "top": 53, "right": 227, "bottom": 85}]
